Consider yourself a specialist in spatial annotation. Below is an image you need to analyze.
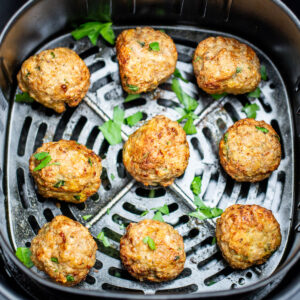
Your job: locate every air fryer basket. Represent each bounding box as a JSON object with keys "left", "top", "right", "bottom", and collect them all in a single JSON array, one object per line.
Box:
[{"left": 0, "top": 0, "right": 300, "bottom": 299}]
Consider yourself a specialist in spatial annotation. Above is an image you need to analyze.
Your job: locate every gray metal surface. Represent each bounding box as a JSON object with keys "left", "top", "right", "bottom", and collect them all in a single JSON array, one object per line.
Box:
[{"left": 5, "top": 26, "right": 294, "bottom": 295}]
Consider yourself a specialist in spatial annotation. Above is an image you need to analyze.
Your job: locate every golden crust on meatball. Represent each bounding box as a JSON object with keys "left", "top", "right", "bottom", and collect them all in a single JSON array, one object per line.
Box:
[
  {"left": 193, "top": 36, "right": 261, "bottom": 95},
  {"left": 17, "top": 47, "right": 90, "bottom": 113},
  {"left": 116, "top": 27, "right": 177, "bottom": 94},
  {"left": 219, "top": 118, "right": 281, "bottom": 182},
  {"left": 29, "top": 140, "right": 102, "bottom": 203},
  {"left": 123, "top": 115, "right": 189, "bottom": 186},
  {"left": 216, "top": 204, "right": 281, "bottom": 269},
  {"left": 30, "top": 215, "right": 97, "bottom": 286},
  {"left": 120, "top": 219, "right": 185, "bottom": 282}
]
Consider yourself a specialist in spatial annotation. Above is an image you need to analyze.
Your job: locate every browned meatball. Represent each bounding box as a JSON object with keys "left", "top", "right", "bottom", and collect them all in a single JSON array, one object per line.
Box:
[
  {"left": 120, "top": 219, "right": 185, "bottom": 282},
  {"left": 30, "top": 215, "right": 97, "bottom": 286},
  {"left": 216, "top": 204, "right": 281, "bottom": 269},
  {"left": 193, "top": 36, "right": 261, "bottom": 95},
  {"left": 17, "top": 47, "right": 90, "bottom": 113},
  {"left": 116, "top": 27, "right": 177, "bottom": 94},
  {"left": 123, "top": 115, "right": 189, "bottom": 186},
  {"left": 219, "top": 118, "right": 281, "bottom": 182},
  {"left": 29, "top": 140, "right": 102, "bottom": 203}
]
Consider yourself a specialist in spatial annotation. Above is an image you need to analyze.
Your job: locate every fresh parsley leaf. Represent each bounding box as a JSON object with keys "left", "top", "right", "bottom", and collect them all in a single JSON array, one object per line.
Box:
[
  {"left": 88, "top": 157, "right": 93, "bottom": 166},
  {"left": 34, "top": 152, "right": 49, "bottom": 160},
  {"left": 50, "top": 51, "right": 55, "bottom": 58},
  {"left": 97, "top": 231, "right": 110, "bottom": 247},
  {"left": 106, "top": 208, "right": 110, "bottom": 215},
  {"left": 125, "top": 111, "right": 143, "bottom": 127},
  {"left": 207, "top": 280, "right": 216, "bottom": 286},
  {"left": 127, "top": 84, "right": 139, "bottom": 92},
  {"left": 71, "top": 22, "right": 115, "bottom": 45},
  {"left": 15, "top": 92, "right": 34, "bottom": 103},
  {"left": 177, "top": 111, "right": 198, "bottom": 123},
  {"left": 236, "top": 67, "right": 242, "bottom": 73},
  {"left": 172, "top": 78, "right": 198, "bottom": 112},
  {"left": 51, "top": 257, "right": 59, "bottom": 263},
  {"left": 33, "top": 155, "right": 52, "bottom": 171},
  {"left": 99, "top": 120, "right": 122, "bottom": 145},
  {"left": 191, "top": 176, "right": 202, "bottom": 195},
  {"left": 15, "top": 247, "right": 33, "bottom": 268},
  {"left": 141, "top": 210, "right": 149, "bottom": 216},
  {"left": 241, "top": 103, "right": 260, "bottom": 119},
  {"left": 149, "top": 189, "right": 155, "bottom": 198},
  {"left": 224, "top": 132, "right": 229, "bottom": 143},
  {"left": 151, "top": 204, "right": 169, "bottom": 215},
  {"left": 124, "top": 93, "right": 141, "bottom": 103},
  {"left": 74, "top": 195, "right": 81, "bottom": 201},
  {"left": 66, "top": 275, "right": 74, "bottom": 282},
  {"left": 193, "top": 195, "right": 206, "bottom": 209},
  {"left": 211, "top": 237, "right": 216, "bottom": 245},
  {"left": 174, "top": 255, "right": 180, "bottom": 261},
  {"left": 174, "top": 68, "right": 188, "bottom": 83},
  {"left": 143, "top": 236, "right": 156, "bottom": 250},
  {"left": 194, "top": 56, "right": 201, "bottom": 62},
  {"left": 113, "top": 106, "right": 125, "bottom": 127},
  {"left": 255, "top": 126, "right": 269, "bottom": 133},
  {"left": 54, "top": 180, "right": 65, "bottom": 188},
  {"left": 183, "top": 117, "right": 197, "bottom": 135},
  {"left": 111, "top": 173, "right": 115, "bottom": 180},
  {"left": 260, "top": 65, "right": 268, "bottom": 81},
  {"left": 137, "top": 41, "right": 145, "bottom": 47},
  {"left": 248, "top": 87, "right": 261, "bottom": 98},
  {"left": 211, "top": 93, "right": 228, "bottom": 100},
  {"left": 152, "top": 211, "right": 164, "bottom": 222},
  {"left": 149, "top": 42, "right": 160, "bottom": 51},
  {"left": 82, "top": 215, "right": 92, "bottom": 221}
]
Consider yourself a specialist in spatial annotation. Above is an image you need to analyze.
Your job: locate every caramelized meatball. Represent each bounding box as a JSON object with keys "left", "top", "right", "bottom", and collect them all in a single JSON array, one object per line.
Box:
[
  {"left": 216, "top": 204, "right": 281, "bottom": 269},
  {"left": 193, "top": 36, "right": 261, "bottom": 95},
  {"left": 29, "top": 140, "right": 101, "bottom": 203},
  {"left": 17, "top": 47, "right": 90, "bottom": 113},
  {"left": 219, "top": 118, "right": 281, "bottom": 182},
  {"left": 123, "top": 115, "right": 190, "bottom": 186},
  {"left": 120, "top": 219, "right": 185, "bottom": 282},
  {"left": 116, "top": 27, "right": 177, "bottom": 94},
  {"left": 30, "top": 215, "right": 97, "bottom": 286}
]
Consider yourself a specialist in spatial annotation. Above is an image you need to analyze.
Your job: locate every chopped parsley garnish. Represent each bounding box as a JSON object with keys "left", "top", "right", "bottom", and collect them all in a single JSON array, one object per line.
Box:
[
  {"left": 141, "top": 210, "right": 149, "bottom": 216},
  {"left": 190, "top": 176, "right": 202, "bottom": 195},
  {"left": 125, "top": 111, "right": 143, "bottom": 127},
  {"left": 194, "top": 56, "right": 201, "bottom": 62},
  {"left": 224, "top": 132, "right": 229, "bottom": 143},
  {"left": 248, "top": 87, "right": 261, "bottom": 98},
  {"left": 241, "top": 103, "right": 260, "bottom": 119},
  {"left": 50, "top": 51, "right": 55, "bottom": 58},
  {"left": 71, "top": 22, "right": 115, "bottom": 45},
  {"left": 66, "top": 275, "right": 74, "bottom": 282},
  {"left": 15, "top": 92, "right": 34, "bottom": 103},
  {"left": 111, "top": 173, "right": 115, "bottom": 180},
  {"left": 206, "top": 280, "right": 216, "bottom": 286},
  {"left": 124, "top": 93, "right": 141, "bottom": 103},
  {"left": 33, "top": 152, "right": 57, "bottom": 171},
  {"left": 211, "top": 93, "right": 228, "bottom": 100},
  {"left": 82, "top": 215, "right": 92, "bottom": 221},
  {"left": 88, "top": 157, "right": 93, "bottom": 166},
  {"left": 143, "top": 236, "right": 156, "bottom": 250},
  {"left": 74, "top": 195, "right": 81, "bottom": 201},
  {"left": 236, "top": 67, "right": 242, "bottom": 73},
  {"left": 51, "top": 257, "right": 59, "bottom": 263},
  {"left": 97, "top": 231, "right": 110, "bottom": 247},
  {"left": 174, "top": 68, "right": 188, "bottom": 83},
  {"left": 152, "top": 211, "right": 165, "bottom": 222},
  {"left": 149, "top": 42, "right": 160, "bottom": 51},
  {"left": 106, "top": 208, "right": 110, "bottom": 215},
  {"left": 34, "top": 152, "right": 49, "bottom": 160},
  {"left": 174, "top": 256, "right": 180, "bottom": 261},
  {"left": 99, "top": 120, "right": 122, "bottom": 145},
  {"left": 255, "top": 126, "right": 269, "bottom": 133},
  {"left": 137, "top": 41, "right": 145, "bottom": 47},
  {"left": 151, "top": 204, "right": 169, "bottom": 215},
  {"left": 15, "top": 247, "right": 33, "bottom": 268},
  {"left": 149, "top": 189, "right": 155, "bottom": 198},
  {"left": 25, "top": 72, "right": 30, "bottom": 78},
  {"left": 260, "top": 65, "right": 268, "bottom": 81},
  {"left": 113, "top": 106, "right": 125, "bottom": 127},
  {"left": 183, "top": 117, "right": 197, "bottom": 135},
  {"left": 54, "top": 180, "right": 65, "bottom": 188},
  {"left": 211, "top": 237, "right": 216, "bottom": 245},
  {"left": 127, "top": 84, "right": 139, "bottom": 92}
]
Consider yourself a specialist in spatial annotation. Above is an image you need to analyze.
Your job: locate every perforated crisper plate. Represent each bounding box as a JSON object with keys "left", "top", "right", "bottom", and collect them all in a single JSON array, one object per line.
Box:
[{"left": 6, "top": 26, "right": 294, "bottom": 295}]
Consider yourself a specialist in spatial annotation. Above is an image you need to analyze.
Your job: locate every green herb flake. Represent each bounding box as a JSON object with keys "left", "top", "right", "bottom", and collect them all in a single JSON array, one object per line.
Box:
[
  {"left": 149, "top": 42, "right": 160, "bottom": 51},
  {"left": 137, "top": 41, "right": 145, "bottom": 47},
  {"left": 66, "top": 275, "right": 74, "bottom": 282},
  {"left": 113, "top": 106, "right": 125, "bottom": 127},
  {"left": 124, "top": 93, "right": 141, "bottom": 103},
  {"left": 127, "top": 84, "right": 139, "bottom": 92},
  {"left": 152, "top": 211, "right": 165, "bottom": 222},
  {"left": 141, "top": 210, "right": 149, "bottom": 217},
  {"left": 15, "top": 247, "right": 34, "bottom": 268},
  {"left": 149, "top": 189, "right": 155, "bottom": 198},
  {"left": 111, "top": 173, "right": 115, "bottom": 180},
  {"left": 224, "top": 132, "right": 229, "bottom": 143},
  {"left": 35, "top": 66, "right": 41, "bottom": 71},
  {"left": 54, "top": 180, "right": 65, "bottom": 188},
  {"left": 106, "top": 208, "right": 110, "bottom": 215},
  {"left": 211, "top": 237, "right": 217, "bottom": 245},
  {"left": 88, "top": 157, "right": 93, "bottom": 166},
  {"left": 248, "top": 87, "right": 261, "bottom": 98},
  {"left": 82, "top": 215, "right": 92, "bottom": 221},
  {"left": 241, "top": 103, "right": 260, "bottom": 119},
  {"left": 190, "top": 176, "right": 202, "bottom": 195},
  {"left": 174, "top": 68, "right": 188, "bottom": 83},
  {"left": 183, "top": 117, "right": 197, "bottom": 135},
  {"left": 207, "top": 280, "right": 216, "bottom": 286},
  {"left": 97, "top": 231, "right": 110, "bottom": 247},
  {"left": 143, "top": 236, "right": 156, "bottom": 250},
  {"left": 15, "top": 92, "right": 35, "bottom": 103},
  {"left": 125, "top": 111, "right": 143, "bottom": 127},
  {"left": 50, "top": 52, "right": 55, "bottom": 58},
  {"left": 194, "top": 56, "right": 201, "bottom": 62},
  {"left": 99, "top": 120, "right": 122, "bottom": 145},
  {"left": 25, "top": 72, "right": 31, "bottom": 78},
  {"left": 255, "top": 126, "right": 269, "bottom": 133},
  {"left": 260, "top": 65, "right": 268, "bottom": 81},
  {"left": 211, "top": 93, "right": 228, "bottom": 100},
  {"left": 151, "top": 204, "right": 169, "bottom": 215},
  {"left": 174, "top": 255, "right": 180, "bottom": 261},
  {"left": 51, "top": 257, "right": 59, "bottom": 263},
  {"left": 236, "top": 67, "right": 242, "bottom": 73},
  {"left": 71, "top": 22, "right": 115, "bottom": 46},
  {"left": 33, "top": 155, "right": 52, "bottom": 172},
  {"left": 34, "top": 152, "right": 49, "bottom": 160},
  {"left": 74, "top": 195, "right": 81, "bottom": 201}
]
